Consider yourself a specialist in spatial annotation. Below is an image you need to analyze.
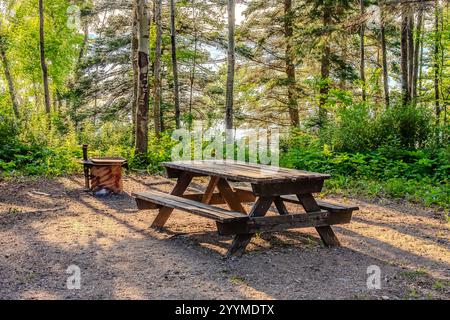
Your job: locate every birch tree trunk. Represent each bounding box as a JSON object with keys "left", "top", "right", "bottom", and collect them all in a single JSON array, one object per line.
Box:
[
  {"left": 135, "top": 0, "right": 151, "bottom": 155},
  {"left": 153, "top": 0, "right": 163, "bottom": 136},
  {"left": 284, "top": 0, "right": 299, "bottom": 127},
  {"left": 132, "top": 0, "right": 139, "bottom": 145},
  {"left": 170, "top": 0, "right": 181, "bottom": 129},
  {"left": 39, "top": 0, "right": 51, "bottom": 114},
  {"left": 225, "top": 0, "right": 235, "bottom": 130}
]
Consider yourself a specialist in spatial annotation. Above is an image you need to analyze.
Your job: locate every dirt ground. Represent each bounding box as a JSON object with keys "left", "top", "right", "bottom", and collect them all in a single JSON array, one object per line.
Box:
[{"left": 0, "top": 174, "right": 449, "bottom": 300}]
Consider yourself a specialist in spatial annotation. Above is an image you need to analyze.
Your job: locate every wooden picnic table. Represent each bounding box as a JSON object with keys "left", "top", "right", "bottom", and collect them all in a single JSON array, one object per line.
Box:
[{"left": 133, "top": 160, "right": 358, "bottom": 257}]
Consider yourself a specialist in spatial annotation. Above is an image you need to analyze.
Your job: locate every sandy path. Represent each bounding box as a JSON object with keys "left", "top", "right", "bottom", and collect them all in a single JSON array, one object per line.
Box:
[{"left": 0, "top": 175, "right": 448, "bottom": 300}]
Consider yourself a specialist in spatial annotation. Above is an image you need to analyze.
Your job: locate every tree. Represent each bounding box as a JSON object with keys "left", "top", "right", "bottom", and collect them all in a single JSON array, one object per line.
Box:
[
  {"left": 39, "top": 0, "right": 51, "bottom": 114},
  {"left": 135, "top": 0, "right": 151, "bottom": 155},
  {"left": 318, "top": 4, "right": 332, "bottom": 126},
  {"left": 153, "top": 0, "right": 163, "bottom": 136},
  {"left": 284, "top": 0, "right": 299, "bottom": 126},
  {"left": 359, "top": 0, "right": 366, "bottom": 102},
  {"left": 132, "top": 0, "right": 139, "bottom": 143},
  {"left": 0, "top": 30, "right": 20, "bottom": 119},
  {"left": 225, "top": 0, "right": 235, "bottom": 130},
  {"left": 170, "top": 0, "right": 181, "bottom": 129},
  {"left": 379, "top": 1, "right": 389, "bottom": 108},
  {"left": 400, "top": 4, "right": 410, "bottom": 106}
]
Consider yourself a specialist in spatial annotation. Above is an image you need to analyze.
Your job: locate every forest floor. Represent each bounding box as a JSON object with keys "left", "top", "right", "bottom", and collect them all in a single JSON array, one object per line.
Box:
[{"left": 0, "top": 174, "right": 449, "bottom": 300}]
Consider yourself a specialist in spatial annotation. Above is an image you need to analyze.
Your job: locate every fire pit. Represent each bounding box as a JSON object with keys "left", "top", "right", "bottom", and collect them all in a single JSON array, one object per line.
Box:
[{"left": 81, "top": 145, "right": 128, "bottom": 195}]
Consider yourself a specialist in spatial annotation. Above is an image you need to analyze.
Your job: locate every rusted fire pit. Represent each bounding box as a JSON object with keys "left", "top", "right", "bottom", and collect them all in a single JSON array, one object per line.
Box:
[{"left": 81, "top": 145, "right": 127, "bottom": 195}]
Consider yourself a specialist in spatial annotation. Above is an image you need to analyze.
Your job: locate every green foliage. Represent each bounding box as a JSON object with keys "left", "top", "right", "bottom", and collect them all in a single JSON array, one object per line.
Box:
[{"left": 281, "top": 130, "right": 449, "bottom": 209}]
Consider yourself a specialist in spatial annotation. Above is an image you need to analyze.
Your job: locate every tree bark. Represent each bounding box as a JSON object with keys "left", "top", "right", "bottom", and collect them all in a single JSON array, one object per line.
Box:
[
  {"left": 284, "top": 0, "right": 299, "bottom": 127},
  {"left": 434, "top": 0, "right": 441, "bottom": 123},
  {"left": 39, "top": 0, "right": 51, "bottom": 114},
  {"left": 135, "top": 0, "right": 151, "bottom": 155},
  {"left": 359, "top": 0, "right": 366, "bottom": 102},
  {"left": 225, "top": 0, "right": 235, "bottom": 130},
  {"left": 400, "top": 5, "right": 410, "bottom": 106},
  {"left": 412, "top": 2, "right": 423, "bottom": 104},
  {"left": 170, "top": 0, "right": 181, "bottom": 129},
  {"left": 407, "top": 7, "right": 414, "bottom": 98},
  {"left": 153, "top": 0, "right": 163, "bottom": 136},
  {"left": 380, "top": 1, "right": 390, "bottom": 108},
  {"left": 132, "top": 0, "right": 139, "bottom": 145},
  {"left": 0, "top": 39, "right": 20, "bottom": 119},
  {"left": 319, "top": 5, "right": 331, "bottom": 126},
  {"left": 188, "top": 2, "right": 198, "bottom": 116}
]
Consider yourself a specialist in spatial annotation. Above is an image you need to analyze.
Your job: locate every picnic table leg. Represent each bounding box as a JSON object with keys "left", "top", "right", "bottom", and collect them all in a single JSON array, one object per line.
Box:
[
  {"left": 296, "top": 194, "right": 341, "bottom": 247},
  {"left": 216, "top": 179, "right": 247, "bottom": 213},
  {"left": 151, "top": 172, "right": 193, "bottom": 228},
  {"left": 202, "top": 176, "right": 220, "bottom": 204},
  {"left": 226, "top": 196, "right": 274, "bottom": 257}
]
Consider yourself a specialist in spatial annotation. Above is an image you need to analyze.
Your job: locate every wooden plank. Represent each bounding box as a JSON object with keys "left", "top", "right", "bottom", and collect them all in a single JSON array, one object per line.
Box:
[
  {"left": 181, "top": 191, "right": 255, "bottom": 205},
  {"left": 133, "top": 190, "right": 248, "bottom": 222},
  {"left": 297, "top": 194, "right": 341, "bottom": 247},
  {"left": 151, "top": 172, "right": 193, "bottom": 227},
  {"left": 162, "top": 160, "right": 330, "bottom": 184},
  {"left": 226, "top": 196, "right": 273, "bottom": 257},
  {"left": 251, "top": 180, "right": 324, "bottom": 196},
  {"left": 217, "top": 210, "right": 352, "bottom": 235},
  {"left": 233, "top": 187, "right": 358, "bottom": 212}
]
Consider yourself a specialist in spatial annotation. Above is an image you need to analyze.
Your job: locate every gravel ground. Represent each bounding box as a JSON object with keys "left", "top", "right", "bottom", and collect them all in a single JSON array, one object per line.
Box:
[{"left": 0, "top": 174, "right": 449, "bottom": 300}]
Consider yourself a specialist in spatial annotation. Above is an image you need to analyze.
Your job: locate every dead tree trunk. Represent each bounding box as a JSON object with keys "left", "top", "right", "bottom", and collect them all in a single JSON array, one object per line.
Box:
[
  {"left": 39, "top": 0, "right": 51, "bottom": 114},
  {"left": 170, "top": 0, "right": 181, "bottom": 129},
  {"left": 225, "top": 0, "right": 235, "bottom": 130},
  {"left": 284, "top": 0, "right": 299, "bottom": 127},
  {"left": 135, "top": 0, "right": 151, "bottom": 156}
]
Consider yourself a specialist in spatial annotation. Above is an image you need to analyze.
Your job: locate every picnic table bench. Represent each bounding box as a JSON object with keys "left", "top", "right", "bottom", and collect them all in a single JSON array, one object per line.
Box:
[{"left": 132, "top": 160, "right": 358, "bottom": 256}]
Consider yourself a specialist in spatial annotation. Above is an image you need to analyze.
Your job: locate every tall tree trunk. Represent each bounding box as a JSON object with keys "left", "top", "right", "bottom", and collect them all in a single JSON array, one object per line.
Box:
[
  {"left": 225, "top": 0, "right": 235, "bottom": 130},
  {"left": 188, "top": 2, "right": 198, "bottom": 115},
  {"left": 132, "top": 0, "right": 139, "bottom": 145},
  {"left": 380, "top": 1, "right": 390, "bottom": 108},
  {"left": 39, "top": 0, "right": 51, "bottom": 114},
  {"left": 400, "top": 5, "right": 410, "bottom": 107},
  {"left": 407, "top": 7, "right": 414, "bottom": 98},
  {"left": 412, "top": 2, "right": 423, "bottom": 103},
  {"left": 170, "top": 0, "right": 181, "bottom": 129},
  {"left": 434, "top": 0, "right": 441, "bottom": 123},
  {"left": 0, "top": 40, "right": 20, "bottom": 119},
  {"left": 153, "top": 0, "right": 163, "bottom": 137},
  {"left": 359, "top": 0, "right": 366, "bottom": 102},
  {"left": 284, "top": 0, "right": 299, "bottom": 127},
  {"left": 135, "top": 0, "right": 151, "bottom": 156},
  {"left": 319, "top": 5, "right": 331, "bottom": 126}
]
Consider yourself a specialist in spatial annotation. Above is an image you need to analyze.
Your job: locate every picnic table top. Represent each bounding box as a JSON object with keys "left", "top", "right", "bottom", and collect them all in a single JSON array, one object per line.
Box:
[{"left": 161, "top": 160, "right": 330, "bottom": 184}]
